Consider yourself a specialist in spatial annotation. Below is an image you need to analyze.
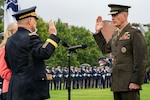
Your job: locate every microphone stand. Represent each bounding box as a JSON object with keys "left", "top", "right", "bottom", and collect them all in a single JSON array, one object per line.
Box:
[
  {"left": 61, "top": 41, "right": 87, "bottom": 100},
  {"left": 67, "top": 49, "right": 76, "bottom": 100}
]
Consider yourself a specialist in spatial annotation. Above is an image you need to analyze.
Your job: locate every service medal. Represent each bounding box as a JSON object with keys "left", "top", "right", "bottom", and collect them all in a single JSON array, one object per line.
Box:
[{"left": 121, "top": 47, "right": 127, "bottom": 53}]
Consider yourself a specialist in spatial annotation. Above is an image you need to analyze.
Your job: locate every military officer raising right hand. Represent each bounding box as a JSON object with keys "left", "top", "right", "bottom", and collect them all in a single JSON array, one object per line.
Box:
[
  {"left": 5, "top": 6, "right": 60, "bottom": 100},
  {"left": 93, "top": 4, "right": 148, "bottom": 100}
]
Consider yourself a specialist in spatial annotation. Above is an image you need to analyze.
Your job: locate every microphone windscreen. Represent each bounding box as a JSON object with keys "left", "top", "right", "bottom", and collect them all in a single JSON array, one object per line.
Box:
[
  {"left": 82, "top": 44, "right": 87, "bottom": 48},
  {"left": 62, "top": 41, "right": 69, "bottom": 47}
]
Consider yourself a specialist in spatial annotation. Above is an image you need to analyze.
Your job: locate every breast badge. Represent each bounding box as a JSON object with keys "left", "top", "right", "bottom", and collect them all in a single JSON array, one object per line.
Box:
[
  {"left": 119, "top": 32, "right": 130, "bottom": 40},
  {"left": 121, "top": 47, "right": 127, "bottom": 53}
]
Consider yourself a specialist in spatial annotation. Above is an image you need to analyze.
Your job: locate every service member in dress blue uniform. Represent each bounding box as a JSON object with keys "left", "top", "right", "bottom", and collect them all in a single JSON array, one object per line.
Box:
[
  {"left": 5, "top": 6, "right": 60, "bottom": 100},
  {"left": 93, "top": 4, "right": 148, "bottom": 100},
  {"left": 70, "top": 66, "right": 75, "bottom": 89},
  {"left": 74, "top": 67, "right": 79, "bottom": 89},
  {"left": 80, "top": 65, "right": 86, "bottom": 89},
  {"left": 78, "top": 67, "right": 82, "bottom": 88},
  {"left": 0, "top": 77, "right": 3, "bottom": 100},
  {"left": 62, "top": 67, "right": 68, "bottom": 89},
  {"left": 50, "top": 67, "right": 57, "bottom": 90},
  {"left": 85, "top": 66, "right": 90, "bottom": 88},
  {"left": 55, "top": 66, "right": 63, "bottom": 90},
  {"left": 49, "top": 67, "right": 56, "bottom": 90}
]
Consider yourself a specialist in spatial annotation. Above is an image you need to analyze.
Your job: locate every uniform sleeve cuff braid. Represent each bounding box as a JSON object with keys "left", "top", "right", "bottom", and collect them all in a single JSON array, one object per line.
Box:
[{"left": 46, "top": 39, "right": 58, "bottom": 48}]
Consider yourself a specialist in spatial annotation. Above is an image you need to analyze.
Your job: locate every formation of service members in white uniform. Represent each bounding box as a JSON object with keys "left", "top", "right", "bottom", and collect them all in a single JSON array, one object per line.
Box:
[{"left": 46, "top": 57, "right": 113, "bottom": 90}]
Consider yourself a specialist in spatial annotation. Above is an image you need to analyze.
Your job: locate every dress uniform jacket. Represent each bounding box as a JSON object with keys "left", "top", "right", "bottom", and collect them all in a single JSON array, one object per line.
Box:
[
  {"left": 5, "top": 27, "right": 60, "bottom": 100},
  {"left": 93, "top": 23, "right": 148, "bottom": 92}
]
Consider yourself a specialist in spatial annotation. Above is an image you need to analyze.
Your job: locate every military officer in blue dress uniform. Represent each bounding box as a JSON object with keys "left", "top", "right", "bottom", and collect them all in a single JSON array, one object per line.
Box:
[
  {"left": 55, "top": 66, "right": 63, "bottom": 90},
  {"left": 62, "top": 67, "right": 68, "bottom": 89},
  {"left": 5, "top": 6, "right": 60, "bottom": 100}
]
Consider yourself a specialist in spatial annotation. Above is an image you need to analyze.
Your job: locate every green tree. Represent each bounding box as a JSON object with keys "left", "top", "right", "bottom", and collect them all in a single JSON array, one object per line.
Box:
[
  {"left": 50, "top": 19, "right": 103, "bottom": 67},
  {"left": 0, "top": 0, "right": 4, "bottom": 23},
  {"left": 145, "top": 26, "right": 150, "bottom": 69},
  {"left": 0, "top": 0, "right": 4, "bottom": 34},
  {"left": 131, "top": 23, "right": 139, "bottom": 27},
  {"left": 69, "top": 26, "right": 102, "bottom": 66},
  {"left": 36, "top": 18, "right": 104, "bottom": 68},
  {"left": 0, "top": 0, "right": 3, "bottom": 6},
  {"left": 46, "top": 19, "right": 77, "bottom": 67},
  {"left": 36, "top": 17, "right": 49, "bottom": 42},
  {"left": 0, "top": 22, "right": 3, "bottom": 32}
]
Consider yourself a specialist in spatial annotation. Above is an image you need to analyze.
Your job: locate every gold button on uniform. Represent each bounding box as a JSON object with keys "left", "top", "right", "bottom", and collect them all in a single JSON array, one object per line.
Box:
[
  {"left": 42, "top": 78, "right": 44, "bottom": 80},
  {"left": 121, "top": 47, "right": 127, "bottom": 53}
]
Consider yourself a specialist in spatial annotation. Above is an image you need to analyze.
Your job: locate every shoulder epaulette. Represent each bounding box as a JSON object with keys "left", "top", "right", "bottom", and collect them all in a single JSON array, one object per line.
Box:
[
  {"left": 28, "top": 32, "right": 39, "bottom": 36},
  {"left": 131, "top": 25, "right": 138, "bottom": 29}
]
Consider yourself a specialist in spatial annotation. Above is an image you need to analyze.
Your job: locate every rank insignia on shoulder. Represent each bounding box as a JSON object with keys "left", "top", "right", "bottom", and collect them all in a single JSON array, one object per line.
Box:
[
  {"left": 42, "top": 42, "right": 49, "bottom": 48},
  {"left": 28, "top": 32, "right": 39, "bottom": 36},
  {"left": 131, "top": 26, "right": 137, "bottom": 29},
  {"left": 119, "top": 32, "right": 130, "bottom": 40}
]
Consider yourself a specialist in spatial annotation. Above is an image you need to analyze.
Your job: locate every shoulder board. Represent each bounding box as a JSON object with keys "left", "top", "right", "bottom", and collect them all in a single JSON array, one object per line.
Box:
[
  {"left": 28, "top": 32, "right": 39, "bottom": 36},
  {"left": 131, "top": 26, "right": 138, "bottom": 29}
]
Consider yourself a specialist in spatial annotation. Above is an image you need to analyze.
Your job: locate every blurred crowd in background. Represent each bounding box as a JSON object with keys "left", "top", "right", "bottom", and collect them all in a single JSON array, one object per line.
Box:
[{"left": 46, "top": 57, "right": 150, "bottom": 90}]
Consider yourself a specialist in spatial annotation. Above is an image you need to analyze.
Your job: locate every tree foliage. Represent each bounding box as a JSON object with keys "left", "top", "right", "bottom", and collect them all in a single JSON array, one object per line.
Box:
[
  {"left": 0, "top": 0, "right": 149, "bottom": 68},
  {"left": 0, "top": 0, "right": 4, "bottom": 23},
  {"left": 36, "top": 18, "right": 103, "bottom": 68},
  {"left": 0, "top": 0, "right": 4, "bottom": 34},
  {"left": 36, "top": 18, "right": 150, "bottom": 69},
  {"left": 145, "top": 26, "right": 150, "bottom": 69},
  {"left": 36, "top": 17, "right": 49, "bottom": 42}
]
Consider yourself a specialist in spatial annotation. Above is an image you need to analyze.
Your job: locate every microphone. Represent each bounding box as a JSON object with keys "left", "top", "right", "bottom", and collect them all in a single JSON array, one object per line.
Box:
[
  {"left": 67, "top": 44, "right": 87, "bottom": 50},
  {"left": 62, "top": 41, "right": 70, "bottom": 47}
]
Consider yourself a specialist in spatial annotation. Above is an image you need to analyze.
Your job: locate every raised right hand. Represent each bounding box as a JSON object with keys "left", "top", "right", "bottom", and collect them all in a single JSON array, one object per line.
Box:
[
  {"left": 95, "top": 16, "right": 104, "bottom": 34},
  {"left": 49, "top": 20, "right": 57, "bottom": 35}
]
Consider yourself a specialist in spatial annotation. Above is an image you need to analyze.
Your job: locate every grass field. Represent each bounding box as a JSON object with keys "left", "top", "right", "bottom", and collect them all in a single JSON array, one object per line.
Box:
[{"left": 47, "top": 83, "right": 150, "bottom": 100}]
